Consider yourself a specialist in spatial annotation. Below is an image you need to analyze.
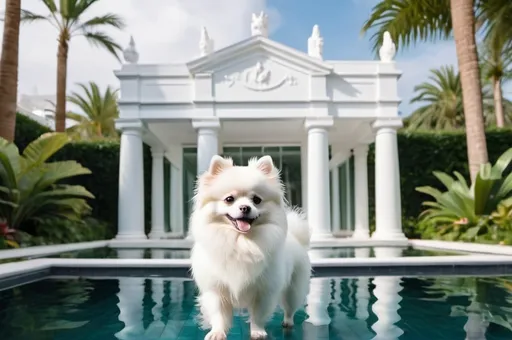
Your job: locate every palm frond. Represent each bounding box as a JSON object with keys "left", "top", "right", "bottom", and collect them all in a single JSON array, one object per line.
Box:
[
  {"left": 20, "top": 10, "right": 51, "bottom": 24},
  {"left": 361, "top": 0, "right": 452, "bottom": 55},
  {"left": 81, "top": 31, "right": 122, "bottom": 61},
  {"left": 74, "top": 13, "right": 125, "bottom": 33}
]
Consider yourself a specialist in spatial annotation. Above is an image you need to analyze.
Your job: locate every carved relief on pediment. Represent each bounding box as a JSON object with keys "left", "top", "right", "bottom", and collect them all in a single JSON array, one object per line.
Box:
[{"left": 222, "top": 61, "right": 298, "bottom": 92}]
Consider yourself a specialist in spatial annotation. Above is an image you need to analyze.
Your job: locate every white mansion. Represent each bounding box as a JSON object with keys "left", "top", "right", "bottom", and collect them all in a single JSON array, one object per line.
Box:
[{"left": 114, "top": 12, "right": 405, "bottom": 242}]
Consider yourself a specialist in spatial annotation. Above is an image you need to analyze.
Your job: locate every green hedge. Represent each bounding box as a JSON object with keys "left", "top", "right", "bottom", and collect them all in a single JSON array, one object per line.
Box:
[
  {"left": 13, "top": 114, "right": 153, "bottom": 236},
  {"left": 14, "top": 113, "right": 52, "bottom": 151},
  {"left": 13, "top": 114, "right": 512, "bottom": 237},
  {"left": 366, "top": 129, "right": 512, "bottom": 225}
]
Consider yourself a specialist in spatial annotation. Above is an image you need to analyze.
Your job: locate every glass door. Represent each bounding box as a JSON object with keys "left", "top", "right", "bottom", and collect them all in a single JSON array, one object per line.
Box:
[{"left": 222, "top": 146, "right": 302, "bottom": 207}]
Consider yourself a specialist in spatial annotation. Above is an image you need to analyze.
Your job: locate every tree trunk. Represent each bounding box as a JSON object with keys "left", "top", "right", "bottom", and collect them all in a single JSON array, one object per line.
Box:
[
  {"left": 0, "top": 0, "right": 21, "bottom": 142},
  {"left": 492, "top": 77, "right": 505, "bottom": 128},
  {"left": 450, "top": 0, "right": 488, "bottom": 182},
  {"left": 55, "top": 32, "right": 69, "bottom": 132}
]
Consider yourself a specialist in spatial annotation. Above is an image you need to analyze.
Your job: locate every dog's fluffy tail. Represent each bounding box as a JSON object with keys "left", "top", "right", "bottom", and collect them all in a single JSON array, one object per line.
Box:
[{"left": 286, "top": 207, "right": 311, "bottom": 248}]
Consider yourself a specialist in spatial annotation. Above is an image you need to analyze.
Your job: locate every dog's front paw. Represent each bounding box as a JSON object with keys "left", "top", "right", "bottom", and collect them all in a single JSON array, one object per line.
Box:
[
  {"left": 250, "top": 330, "right": 268, "bottom": 339},
  {"left": 282, "top": 318, "right": 294, "bottom": 328},
  {"left": 204, "top": 330, "right": 227, "bottom": 340}
]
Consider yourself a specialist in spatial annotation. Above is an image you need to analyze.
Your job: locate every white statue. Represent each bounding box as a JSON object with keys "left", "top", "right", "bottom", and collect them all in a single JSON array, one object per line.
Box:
[
  {"left": 199, "top": 26, "right": 214, "bottom": 56},
  {"left": 123, "top": 35, "right": 139, "bottom": 64},
  {"left": 379, "top": 31, "right": 396, "bottom": 62},
  {"left": 308, "top": 24, "right": 323, "bottom": 59},
  {"left": 251, "top": 11, "right": 268, "bottom": 37}
]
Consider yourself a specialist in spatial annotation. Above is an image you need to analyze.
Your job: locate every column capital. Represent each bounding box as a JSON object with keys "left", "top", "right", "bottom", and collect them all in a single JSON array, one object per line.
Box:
[
  {"left": 151, "top": 147, "right": 165, "bottom": 158},
  {"left": 116, "top": 119, "right": 145, "bottom": 134},
  {"left": 192, "top": 118, "right": 221, "bottom": 130},
  {"left": 352, "top": 144, "right": 369, "bottom": 157},
  {"left": 304, "top": 117, "right": 334, "bottom": 130},
  {"left": 372, "top": 118, "right": 403, "bottom": 130}
]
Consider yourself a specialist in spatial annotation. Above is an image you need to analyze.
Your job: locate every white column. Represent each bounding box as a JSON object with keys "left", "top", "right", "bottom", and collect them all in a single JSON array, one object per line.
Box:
[
  {"left": 464, "top": 301, "right": 489, "bottom": 340},
  {"left": 301, "top": 141, "right": 308, "bottom": 212},
  {"left": 371, "top": 119, "right": 406, "bottom": 240},
  {"left": 149, "top": 149, "right": 166, "bottom": 239},
  {"left": 170, "top": 164, "right": 184, "bottom": 236},
  {"left": 145, "top": 250, "right": 166, "bottom": 337},
  {"left": 116, "top": 124, "right": 146, "bottom": 239},
  {"left": 371, "top": 247, "right": 404, "bottom": 340},
  {"left": 115, "top": 250, "right": 145, "bottom": 340},
  {"left": 305, "top": 118, "right": 333, "bottom": 240},
  {"left": 193, "top": 119, "right": 220, "bottom": 175},
  {"left": 352, "top": 145, "right": 370, "bottom": 239},
  {"left": 331, "top": 166, "right": 341, "bottom": 235}
]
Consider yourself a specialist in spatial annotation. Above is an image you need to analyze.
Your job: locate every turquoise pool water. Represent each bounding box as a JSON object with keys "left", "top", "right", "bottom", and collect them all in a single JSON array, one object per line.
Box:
[
  {"left": 1, "top": 276, "right": 511, "bottom": 339},
  {"left": 48, "top": 246, "right": 464, "bottom": 259}
]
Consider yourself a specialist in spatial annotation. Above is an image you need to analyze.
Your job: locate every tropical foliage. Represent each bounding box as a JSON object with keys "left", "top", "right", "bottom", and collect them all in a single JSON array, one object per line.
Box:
[
  {"left": 0, "top": 132, "right": 94, "bottom": 235},
  {"left": 405, "top": 65, "right": 510, "bottom": 130},
  {"left": 21, "top": 0, "right": 125, "bottom": 132},
  {"left": 479, "top": 34, "right": 512, "bottom": 127},
  {"left": 416, "top": 147, "right": 512, "bottom": 243},
  {"left": 360, "top": 0, "right": 512, "bottom": 180},
  {"left": 66, "top": 82, "right": 120, "bottom": 140}
]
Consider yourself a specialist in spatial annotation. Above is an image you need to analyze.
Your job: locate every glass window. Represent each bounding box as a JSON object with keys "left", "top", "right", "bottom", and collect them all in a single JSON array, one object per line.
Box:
[
  {"left": 164, "top": 159, "right": 171, "bottom": 232},
  {"left": 222, "top": 146, "right": 302, "bottom": 207}
]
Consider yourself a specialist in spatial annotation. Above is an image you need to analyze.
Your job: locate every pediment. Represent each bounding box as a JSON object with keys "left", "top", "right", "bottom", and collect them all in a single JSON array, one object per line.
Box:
[{"left": 186, "top": 36, "right": 333, "bottom": 76}]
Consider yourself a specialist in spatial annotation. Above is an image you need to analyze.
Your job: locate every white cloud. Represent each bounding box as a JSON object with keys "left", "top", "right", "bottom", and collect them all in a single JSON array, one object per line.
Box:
[{"left": 0, "top": 0, "right": 278, "bottom": 98}]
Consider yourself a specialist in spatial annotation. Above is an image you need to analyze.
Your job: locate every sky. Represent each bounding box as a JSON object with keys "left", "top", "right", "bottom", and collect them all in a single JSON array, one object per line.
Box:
[{"left": 1, "top": 0, "right": 510, "bottom": 115}]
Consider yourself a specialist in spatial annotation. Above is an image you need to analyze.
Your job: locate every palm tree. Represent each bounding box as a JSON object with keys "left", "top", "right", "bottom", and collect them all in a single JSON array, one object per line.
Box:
[
  {"left": 479, "top": 35, "right": 512, "bottom": 128},
  {"left": 478, "top": 0, "right": 512, "bottom": 54},
  {"left": 0, "top": 0, "right": 21, "bottom": 142},
  {"left": 406, "top": 66, "right": 498, "bottom": 130},
  {"left": 361, "top": 0, "right": 492, "bottom": 181},
  {"left": 451, "top": 0, "right": 488, "bottom": 180},
  {"left": 21, "top": 0, "right": 125, "bottom": 133},
  {"left": 407, "top": 66, "right": 465, "bottom": 130},
  {"left": 66, "top": 81, "right": 119, "bottom": 140}
]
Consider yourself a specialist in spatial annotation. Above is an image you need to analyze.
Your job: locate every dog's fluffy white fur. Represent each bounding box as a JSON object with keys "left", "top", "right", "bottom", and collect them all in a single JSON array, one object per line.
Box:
[{"left": 189, "top": 155, "right": 312, "bottom": 340}]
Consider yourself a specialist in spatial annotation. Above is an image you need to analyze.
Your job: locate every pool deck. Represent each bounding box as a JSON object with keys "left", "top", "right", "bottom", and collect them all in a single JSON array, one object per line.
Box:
[
  {"left": 2, "top": 238, "right": 512, "bottom": 262},
  {"left": 2, "top": 238, "right": 512, "bottom": 289}
]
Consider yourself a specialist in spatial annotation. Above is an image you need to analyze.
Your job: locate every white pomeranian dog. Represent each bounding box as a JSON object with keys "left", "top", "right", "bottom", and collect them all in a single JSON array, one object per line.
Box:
[{"left": 189, "top": 155, "right": 312, "bottom": 340}]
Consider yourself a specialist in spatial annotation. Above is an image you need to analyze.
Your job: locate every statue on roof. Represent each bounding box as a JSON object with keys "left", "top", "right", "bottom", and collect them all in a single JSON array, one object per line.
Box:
[
  {"left": 308, "top": 25, "right": 323, "bottom": 59},
  {"left": 199, "top": 27, "right": 214, "bottom": 56},
  {"left": 379, "top": 31, "right": 396, "bottom": 62},
  {"left": 123, "top": 35, "right": 139, "bottom": 64},
  {"left": 251, "top": 11, "right": 268, "bottom": 38}
]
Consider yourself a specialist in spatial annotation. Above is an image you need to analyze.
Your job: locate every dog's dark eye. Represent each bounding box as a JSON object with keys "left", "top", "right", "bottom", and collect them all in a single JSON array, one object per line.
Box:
[
  {"left": 252, "top": 196, "right": 262, "bottom": 205},
  {"left": 224, "top": 196, "right": 235, "bottom": 203}
]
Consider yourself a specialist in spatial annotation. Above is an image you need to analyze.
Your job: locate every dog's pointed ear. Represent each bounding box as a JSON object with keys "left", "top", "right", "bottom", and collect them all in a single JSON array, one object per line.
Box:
[
  {"left": 255, "top": 155, "right": 275, "bottom": 176},
  {"left": 208, "top": 155, "right": 233, "bottom": 176}
]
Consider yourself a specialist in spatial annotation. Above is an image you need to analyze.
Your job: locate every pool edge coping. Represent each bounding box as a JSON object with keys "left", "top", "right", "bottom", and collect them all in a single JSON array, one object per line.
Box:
[
  {"left": 2, "top": 238, "right": 512, "bottom": 262},
  {"left": 3, "top": 255, "right": 512, "bottom": 280}
]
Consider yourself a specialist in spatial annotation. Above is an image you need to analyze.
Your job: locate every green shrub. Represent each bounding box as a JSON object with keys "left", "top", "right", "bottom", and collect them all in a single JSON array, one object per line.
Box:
[
  {"left": 368, "top": 128, "right": 512, "bottom": 230},
  {"left": 0, "top": 133, "right": 94, "bottom": 232},
  {"left": 50, "top": 141, "right": 153, "bottom": 236},
  {"left": 14, "top": 113, "right": 52, "bottom": 152},
  {"left": 13, "top": 112, "right": 512, "bottom": 238},
  {"left": 18, "top": 217, "right": 111, "bottom": 246},
  {"left": 413, "top": 148, "right": 512, "bottom": 243}
]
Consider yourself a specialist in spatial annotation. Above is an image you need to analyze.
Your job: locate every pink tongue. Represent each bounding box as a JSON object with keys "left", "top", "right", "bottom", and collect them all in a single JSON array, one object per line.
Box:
[{"left": 236, "top": 220, "right": 251, "bottom": 232}]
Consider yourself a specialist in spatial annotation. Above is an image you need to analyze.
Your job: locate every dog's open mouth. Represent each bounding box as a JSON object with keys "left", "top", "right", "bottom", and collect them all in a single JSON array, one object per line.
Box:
[{"left": 226, "top": 215, "right": 256, "bottom": 233}]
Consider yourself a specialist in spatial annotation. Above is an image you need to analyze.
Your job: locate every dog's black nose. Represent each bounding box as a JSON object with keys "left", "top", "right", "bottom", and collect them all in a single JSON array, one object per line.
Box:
[{"left": 239, "top": 205, "right": 251, "bottom": 214}]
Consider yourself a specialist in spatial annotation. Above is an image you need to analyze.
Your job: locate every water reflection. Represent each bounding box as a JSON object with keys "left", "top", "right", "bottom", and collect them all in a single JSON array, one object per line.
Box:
[
  {"left": 1, "top": 273, "right": 511, "bottom": 339},
  {"left": 56, "top": 246, "right": 462, "bottom": 259}
]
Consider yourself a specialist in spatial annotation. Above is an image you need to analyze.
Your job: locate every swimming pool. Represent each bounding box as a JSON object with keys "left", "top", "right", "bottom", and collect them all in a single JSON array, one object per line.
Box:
[
  {"left": 1, "top": 275, "right": 511, "bottom": 339},
  {"left": 45, "top": 246, "right": 465, "bottom": 260}
]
